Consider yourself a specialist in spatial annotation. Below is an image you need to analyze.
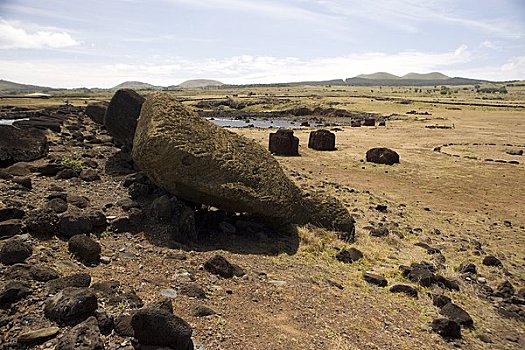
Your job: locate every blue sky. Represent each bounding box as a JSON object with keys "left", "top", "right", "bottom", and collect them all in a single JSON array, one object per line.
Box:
[{"left": 0, "top": 0, "right": 524, "bottom": 87}]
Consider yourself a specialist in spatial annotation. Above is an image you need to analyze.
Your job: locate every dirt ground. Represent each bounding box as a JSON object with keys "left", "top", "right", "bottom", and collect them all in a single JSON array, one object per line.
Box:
[{"left": 1, "top": 86, "right": 524, "bottom": 350}]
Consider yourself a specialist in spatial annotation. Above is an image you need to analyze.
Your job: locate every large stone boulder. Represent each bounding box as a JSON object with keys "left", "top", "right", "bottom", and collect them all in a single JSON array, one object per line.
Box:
[
  {"left": 132, "top": 92, "right": 355, "bottom": 239},
  {"left": 85, "top": 102, "right": 108, "bottom": 125},
  {"left": 104, "top": 89, "right": 145, "bottom": 149},
  {"left": 269, "top": 129, "right": 299, "bottom": 156},
  {"left": 308, "top": 129, "right": 336, "bottom": 151},
  {"left": 366, "top": 147, "right": 400, "bottom": 165},
  {"left": 0, "top": 126, "right": 48, "bottom": 167}
]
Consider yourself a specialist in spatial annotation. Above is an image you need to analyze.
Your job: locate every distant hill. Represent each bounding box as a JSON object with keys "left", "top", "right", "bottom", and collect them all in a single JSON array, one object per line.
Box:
[
  {"left": 346, "top": 73, "right": 490, "bottom": 86},
  {"left": 177, "top": 79, "right": 224, "bottom": 89},
  {"left": 0, "top": 79, "right": 54, "bottom": 93},
  {"left": 357, "top": 72, "right": 401, "bottom": 80},
  {"left": 111, "top": 81, "right": 162, "bottom": 90},
  {"left": 401, "top": 72, "right": 449, "bottom": 80}
]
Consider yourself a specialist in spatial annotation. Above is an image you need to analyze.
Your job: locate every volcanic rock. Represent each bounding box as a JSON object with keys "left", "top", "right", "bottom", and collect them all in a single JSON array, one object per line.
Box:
[
  {"left": 0, "top": 238, "right": 32, "bottom": 265},
  {"left": 0, "top": 280, "right": 32, "bottom": 307},
  {"left": 308, "top": 129, "right": 336, "bottom": 151},
  {"left": 335, "top": 248, "right": 363, "bottom": 263},
  {"left": 68, "top": 234, "right": 101, "bottom": 265},
  {"left": 269, "top": 129, "right": 299, "bottom": 156},
  {"left": 104, "top": 89, "right": 145, "bottom": 149},
  {"left": 363, "top": 272, "right": 388, "bottom": 287},
  {"left": 366, "top": 147, "right": 400, "bottom": 165},
  {"left": 44, "top": 287, "right": 98, "bottom": 325},
  {"left": 204, "top": 254, "right": 245, "bottom": 278},
  {"left": 439, "top": 302, "right": 474, "bottom": 328},
  {"left": 85, "top": 103, "right": 108, "bottom": 125},
  {"left": 55, "top": 316, "right": 103, "bottom": 350},
  {"left": 431, "top": 318, "right": 461, "bottom": 339},
  {"left": 0, "top": 126, "right": 48, "bottom": 167},
  {"left": 131, "top": 308, "right": 193, "bottom": 350},
  {"left": 132, "top": 92, "right": 355, "bottom": 237}
]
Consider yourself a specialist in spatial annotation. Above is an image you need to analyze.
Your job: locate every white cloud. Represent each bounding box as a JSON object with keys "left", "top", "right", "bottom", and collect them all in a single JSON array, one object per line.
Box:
[
  {"left": 0, "top": 19, "right": 79, "bottom": 49},
  {"left": 0, "top": 45, "right": 483, "bottom": 87}
]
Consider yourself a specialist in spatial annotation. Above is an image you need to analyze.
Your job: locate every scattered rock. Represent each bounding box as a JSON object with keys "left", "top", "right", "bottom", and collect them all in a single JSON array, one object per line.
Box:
[
  {"left": 308, "top": 129, "right": 336, "bottom": 151},
  {"left": 46, "top": 273, "right": 91, "bottom": 294},
  {"left": 191, "top": 304, "right": 216, "bottom": 317},
  {"left": 0, "top": 238, "right": 32, "bottom": 265},
  {"left": 80, "top": 168, "right": 100, "bottom": 182},
  {"left": 370, "top": 227, "right": 389, "bottom": 237},
  {"left": 56, "top": 168, "right": 79, "bottom": 180},
  {"left": 0, "top": 125, "right": 48, "bottom": 167},
  {"left": 114, "top": 314, "right": 135, "bottom": 337},
  {"left": 148, "top": 297, "right": 174, "bottom": 314},
  {"left": 390, "top": 284, "right": 418, "bottom": 297},
  {"left": 482, "top": 255, "right": 502, "bottom": 267},
  {"left": 131, "top": 308, "right": 193, "bottom": 350},
  {"left": 34, "top": 163, "right": 66, "bottom": 176},
  {"left": 17, "top": 326, "right": 60, "bottom": 345},
  {"left": 179, "top": 283, "right": 206, "bottom": 299},
  {"left": 402, "top": 264, "right": 435, "bottom": 287},
  {"left": 5, "top": 263, "right": 59, "bottom": 282},
  {"left": 494, "top": 281, "right": 514, "bottom": 298},
  {"left": 58, "top": 212, "right": 93, "bottom": 237},
  {"left": 0, "top": 207, "right": 25, "bottom": 222},
  {"left": 431, "top": 318, "right": 461, "bottom": 339},
  {"left": 204, "top": 254, "right": 245, "bottom": 278},
  {"left": 44, "top": 198, "right": 68, "bottom": 213},
  {"left": 506, "top": 149, "right": 523, "bottom": 156},
  {"left": 12, "top": 176, "right": 32, "bottom": 189},
  {"left": 457, "top": 262, "right": 477, "bottom": 274},
  {"left": 335, "top": 248, "right": 363, "bottom": 263},
  {"left": 104, "top": 89, "right": 145, "bottom": 148},
  {"left": 0, "top": 219, "right": 24, "bottom": 238},
  {"left": 24, "top": 209, "right": 59, "bottom": 237},
  {"left": 55, "top": 316, "right": 103, "bottom": 350},
  {"left": 269, "top": 129, "right": 300, "bottom": 156},
  {"left": 375, "top": 204, "right": 387, "bottom": 212},
  {"left": 366, "top": 147, "right": 400, "bottom": 165},
  {"left": 6, "top": 162, "right": 33, "bottom": 176},
  {"left": 432, "top": 294, "right": 452, "bottom": 308},
  {"left": 44, "top": 287, "right": 98, "bottom": 325},
  {"left": 68, "top": 195, "right": 90, "bottom": 209},
  {"left": 117, "top": 198, "right": 140, "bottom": 211},
  {"left": 0, "top": 280, "right": 32, "bottom": 306},
  {"left": 363, "top": 272, "right": 388, "bottom": 287},
  {"left": 439, "top": 302, "right": 474, "bottom": 328},
  {"left": 68, "top": 234, "right": 101, "bottom": 265}
]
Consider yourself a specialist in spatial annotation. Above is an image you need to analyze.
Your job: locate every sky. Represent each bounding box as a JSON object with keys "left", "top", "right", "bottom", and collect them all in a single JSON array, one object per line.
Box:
[{"left": 0, "top": 0, "right": 524, "bottom": 88}]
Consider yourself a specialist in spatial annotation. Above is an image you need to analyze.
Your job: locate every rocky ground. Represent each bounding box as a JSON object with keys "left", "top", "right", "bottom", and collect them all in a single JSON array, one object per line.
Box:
[{"left": 0, "top": 98, "right": 524, "bottom": 350}]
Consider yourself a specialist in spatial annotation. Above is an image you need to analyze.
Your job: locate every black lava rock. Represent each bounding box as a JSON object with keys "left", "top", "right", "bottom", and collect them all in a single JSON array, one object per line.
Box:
[
  {"left": 68, "top": 234, "right": 101, "bottom": 265},
  {"left": 362, "top": 272, "right": 388, "bottom": 287},
  {"left": 44, "top": 287, "right": 98, "bottom": 326},
  {"left": 482, "top": 255, "right": 502, "bottom": 267},
  {"left": 389, "top": 284, "right": 418, "bottom": 297},
  {"left": 204, "top": 254, "right": 245, "bottom": 278},
  {"left": 335, "top": 248, "right": 364, "bottom": 263},
  {"left": 431, "top": 318, "right": 461, "bottom": 339},
  {"left": 55, "top": 316, "right": 103, "bottom": 350},
  {"left": 0, "top": 238, "right": 32, "bottom": 265},
  {"left": 131, "top": 308, "right": 193, "bottom": 350},
  {"left": 439, "top": 302, "right": 474, "bottom": 328}
]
